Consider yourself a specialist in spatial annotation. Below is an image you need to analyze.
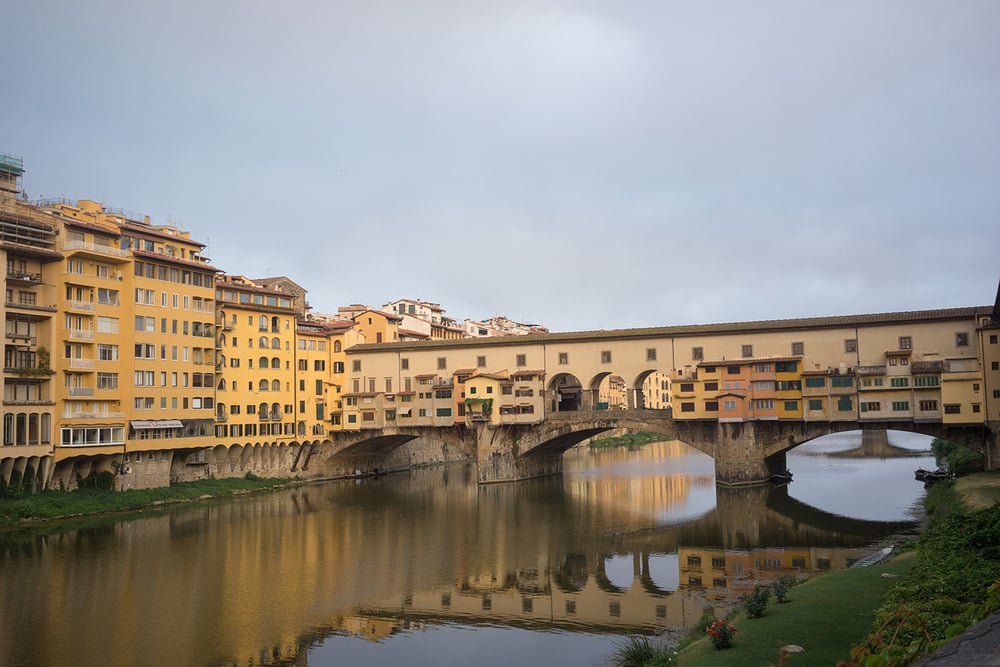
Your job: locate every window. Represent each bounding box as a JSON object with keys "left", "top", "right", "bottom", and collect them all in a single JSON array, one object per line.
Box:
[
  {"left": 845, "top": 339, "right": 857, "bottom": 353},
  {"left": 704, "top": 401, "right": 719, "bottom": 411},
  {"left": 783, "top": 401, "right": 798, "bottom": 411},
  {"left": 437, "top": 357, "right": 447, "bottom": 370},
  {"left": 808, "top": 399, "right": 823, "bottom": 410},
  {"left": 919, "top": 400, "right": 938, "bottom": 411},
  {"left": 680, "top": 402, "right": 695, "bottom": 412},
  {"left": 692, "top": 346, "right": 703, "bottom": 361},
  {"left": 352, "top": 360, "right": 361, "bottom": 372},
  {"left": 516, "top": 354, "right": 526, "bottom": 367},
  {"left": 892, "top": 401, "right": 910, "bottom": 411},
  {"left": 791, "top": 341, "right": 804, "bottom": 355},
  {"left": 741, "top": 344, "right": 753, "bottom": 357},
  {"left": 890, "top": 377, "right": 909, "bottom": 387},
  {"left": 914, "top": 375, "right": 940, "bottom": 387},
  {"left": 944, "top": 404, "right": 961, "bottom": 414},
  {"left": 646, "top": 348, "right": 656, "bottom": 362},
  {"left": 704, "top": 381, "right": 718, "bottom": 391},
  {"left": 955, "top": 332, "right": 969, "bottom": 347},
  {"left": 722, "top": 399, "right": 736, "bottom": 410},
  {"left": 861, "top": 401, "right": 881, "bottom": 413},
  {"left": 775, "top": 361, "right": 797, "bottom": 373},
  {"left": 601, "top": 350, "right": 612, "bottom": 363},
  {"left": 804, "top": 377, "right": 826, "bottom": 388},
  {"left": 990, "top": 334, "right": 998, "bottom": 344},
  {"left": 831, "top": 376, "right": 853, "bottom": 387},
  {"left": 558, "top": 352, "right": 568, "bottom": 365},
  {"left": 679, "top": 383, "right": 694, "bottom": 392},
  {"left": 756, "top": 399, "right": 774, "bottom": 409},
  {"left": 837, "top": 395, "right": 853, "bottom": 411},
  {"left": 477, "top": 355, "right": 487, "bottom": 368},
  {"left": 727, "top": 366, "right": 740, "bottom": 375},
  {"left": 435, "top": 407, "right": 452, "bottom": 417},
  {"left": 134, "top": 316, "right": 155, "bottom": 332},
  {"left": 899, "top": 336, "right": 912, "bottom": 350},
  {"left": 400, "top": 358, "right": 409, "bottom": 370}
]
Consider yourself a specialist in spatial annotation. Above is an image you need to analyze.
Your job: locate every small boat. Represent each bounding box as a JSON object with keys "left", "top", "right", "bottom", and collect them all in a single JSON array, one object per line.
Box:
[
  {"left": 915, "top": 468, "right": 951, "bottom": 483},
  {"left": 771, "top": 470, "right": 793, "bottom": 485}
]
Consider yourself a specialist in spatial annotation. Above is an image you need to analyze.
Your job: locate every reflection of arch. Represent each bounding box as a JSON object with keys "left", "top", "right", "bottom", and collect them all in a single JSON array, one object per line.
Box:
[
  {"left": 548, "top": 373, "right": 583, "bottom": 412},
  {"left": 594, "top": 557, "right": 626, "bottom": 594},
  {"left": 638, "top": 552, "right": 675, "bottom": 596},
  {"left": 553, "top": 553, "right": 590, "bottom": 593}
]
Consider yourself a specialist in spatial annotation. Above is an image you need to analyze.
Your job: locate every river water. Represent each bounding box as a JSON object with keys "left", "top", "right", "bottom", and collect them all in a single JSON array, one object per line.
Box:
[{"left": 0, "top": 431, "right": 935, "bottom": 667}]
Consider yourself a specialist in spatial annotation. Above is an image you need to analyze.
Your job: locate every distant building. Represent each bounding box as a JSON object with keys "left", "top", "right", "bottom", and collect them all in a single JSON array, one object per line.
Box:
[{"left": 464, "top": 315, "right": 548, "bottom": 337}]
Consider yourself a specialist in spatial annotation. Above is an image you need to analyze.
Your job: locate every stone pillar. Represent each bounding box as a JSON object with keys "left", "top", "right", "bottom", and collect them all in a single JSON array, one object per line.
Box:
[
  {"left": 475, "top": 424, "right": 564, "bottom": 483},
  {"left": 712, "top": 421, "right": 771, "bottom": 486},
  {"left": 861, "top": 429, "right": 889, "bottom": 456}
]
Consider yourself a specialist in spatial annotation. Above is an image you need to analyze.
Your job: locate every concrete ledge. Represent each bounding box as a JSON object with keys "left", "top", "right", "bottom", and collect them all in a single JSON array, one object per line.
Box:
[{"left": 910, "top": 612, "right": 1000, "bottom": 666}]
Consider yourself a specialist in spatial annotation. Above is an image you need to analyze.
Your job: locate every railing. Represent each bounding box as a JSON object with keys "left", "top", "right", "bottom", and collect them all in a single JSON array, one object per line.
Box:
[
  {"left": 5, "top": 332, "right": 36, "bottom": 344},
  {"left": 69, "top": 300, "right": 95, "bottom": 311},
  {"left": 68, "top": 387, "right": 94, "bottom": 397},
  {"left": 855, "top": 365, "right": 886, "bottom": 376},
  {"left": 68, "top": 329, "right": 94, "bottom": 340},
  {"left": 63, "top": 411, "right": 125, "bottom": 419},
  {"left": 103, "top": 204, "right": 146, "bottom": 221},
  {"left": 3, "top": 400, "right": 55, "bottom": 407},
  {"left": 63, "top": 240, "right": 131, "bottom": 258},
  {"left": 68, "top": 358, "right": 95, "bottom": 369},
  {"left": 6, "top": 271, "right": 42, "bottom": 283},
  {"left": 0, "top": 152, "right": 24, "bottom": 172}
]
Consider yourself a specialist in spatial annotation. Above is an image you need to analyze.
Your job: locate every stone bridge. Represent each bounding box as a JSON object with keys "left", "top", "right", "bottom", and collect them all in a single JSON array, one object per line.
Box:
[{"left": 317, "top": 409, "right": 995, "bottom": 485}]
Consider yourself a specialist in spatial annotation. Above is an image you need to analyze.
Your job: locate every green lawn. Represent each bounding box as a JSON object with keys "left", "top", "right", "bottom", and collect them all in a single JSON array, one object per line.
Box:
[{"left": 676, "top": 553, "right": 915, "bottom": 667}]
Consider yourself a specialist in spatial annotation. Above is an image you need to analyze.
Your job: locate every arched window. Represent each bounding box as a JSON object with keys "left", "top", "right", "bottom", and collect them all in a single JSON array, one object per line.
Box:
[
  {"left": 15, "top": 414, "right": 26, "bottom": 446},
  {"left": 217, "top": 403, "right": 226, "bottom": 419},
  {"left": 271, "top": 357, "right": 280, "bottom": 368},
  {"left": 219, "top": 333, "right": 226, "bottom": 347},
  {"left": 259, "top": 357, "right": 269, "bottom": 369},
  {"left": 258, "top": 315, "right": 268, "bottom": 331},
  {"left": 334, "top": 340, "right": 342, "bottom": 353},
  {"left": 259, "top": 402, "right": 268, "bottom": 418},
  {"left": 28, "top": 413, "right": 39, "bottom": 445},
  {"left": 297, "top": 421, "right": 305, "bottom": 436},
  {"left": 271, "top": 337, "right": 280, "bottom": 349},
  {"left": 271, "top": 316, "right": 279, "bottom": 333},
  {"left": 259, "top": 379, "right": 269, "bottom": 391},
  {"left": 217, "top": 378, "right": 226, "bottom": 390},
  {"left": 271, "top": 403, "right": 281, "bottom": 420},
  {"left": 259, "top": 336, "right": 268, "bottom": 348},
  {"left": 271, "top": 379, "right": 280, "bottom": 392},
  {"left": 40, "top": 413, "right": 50, "bottom": 445}
]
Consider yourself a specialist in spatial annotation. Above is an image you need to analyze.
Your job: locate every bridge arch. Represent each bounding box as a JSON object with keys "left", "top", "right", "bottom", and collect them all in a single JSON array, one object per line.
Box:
[{"left": 548, "top": 373, "right": 583, "bottom": 412}]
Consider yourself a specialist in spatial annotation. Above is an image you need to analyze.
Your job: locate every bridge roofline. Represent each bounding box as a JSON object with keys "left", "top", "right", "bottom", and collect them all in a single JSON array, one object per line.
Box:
[{"left": 346, "top": 305, "right": 993, "bottom": 353}]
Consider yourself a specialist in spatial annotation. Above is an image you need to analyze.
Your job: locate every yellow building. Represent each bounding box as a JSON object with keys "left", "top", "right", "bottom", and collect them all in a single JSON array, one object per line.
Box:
[
  {"left": 214, "top": 276, "right": 299, "bottom": 454},
  {"left": 44, "top": 199, "right": 219, "bottom": 489},
  {"left": 1, "top": 154, "right": 61, "bottom": 490}
]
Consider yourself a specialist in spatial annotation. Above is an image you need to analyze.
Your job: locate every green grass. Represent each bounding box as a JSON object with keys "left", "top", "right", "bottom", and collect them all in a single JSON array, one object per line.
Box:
[
  {"left": 0, "top": 475, "right": 299, "bottom": 525},
  {"left": 676, "top": 555, "right": 915, "bottom": 667},
  {"left": 589, "top": 431, "right": 672, "bottom": 449}
]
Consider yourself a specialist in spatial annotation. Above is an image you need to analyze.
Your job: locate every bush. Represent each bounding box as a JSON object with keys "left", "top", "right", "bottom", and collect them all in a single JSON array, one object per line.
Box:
[
  {"left": 931, "top": 438, "right": 984, "bottom": 476},
  {"left": 705, "top": 618, "right": 737, "bottom": 649},
  {"left": 611, "top": 636, "right": 677, "bottom": 666},
  {"left": 773, "top": 575, "right": 796, "bottom": 603},
  {"left": 743, "top": 585, "right": 771, "bottom": 618}
]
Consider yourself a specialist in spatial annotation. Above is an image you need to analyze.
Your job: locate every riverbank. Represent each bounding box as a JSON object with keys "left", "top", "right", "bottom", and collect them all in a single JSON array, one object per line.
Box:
[
  {"left": 667, "top": 470, "right": 1000, "bottom": 667},
  {"left": 0, "top": 474, "right": 304, "bottom": 527}
]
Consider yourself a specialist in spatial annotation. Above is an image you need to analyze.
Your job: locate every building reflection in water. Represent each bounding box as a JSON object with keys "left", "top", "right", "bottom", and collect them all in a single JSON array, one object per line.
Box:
[{"left": 0, "top": 440, "right": 924, "bottom": 667}]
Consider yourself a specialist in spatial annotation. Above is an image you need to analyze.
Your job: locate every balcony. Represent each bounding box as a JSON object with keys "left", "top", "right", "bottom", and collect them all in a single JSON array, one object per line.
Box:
[
  {"left": 68, "top": 387, "right": 95, "bottom": 397},
  {"left": 67, "top": 329, "right": 95, "bottom": 341},
  {"left": 3, "top": 399, "right": 55, "bottom": 407},
  {"left": 6, "top": 271, "right": 42, "bottom": 284},
  {"left": 68, "top": 300, "right": 95, "bottom": 312},
  {"left": 62, "top": 411, "right": 125, "bottom": 419},
  {"left": 855, "top": 365, "right": 886, "bottom": 376},
  {"left": 5, "top": 332, "right": 36, "bottom": 345},
  {"left": 63, "top": 240, "right": 131, "bottom": 259},
  {"left": 68, "top": 358, "right": 95, "bottom": 370}
]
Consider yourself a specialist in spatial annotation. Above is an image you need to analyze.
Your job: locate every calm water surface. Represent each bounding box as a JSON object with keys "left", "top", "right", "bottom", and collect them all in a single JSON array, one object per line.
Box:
[{"left": 0, "top": 432, "right": 935, "bottom": 667}]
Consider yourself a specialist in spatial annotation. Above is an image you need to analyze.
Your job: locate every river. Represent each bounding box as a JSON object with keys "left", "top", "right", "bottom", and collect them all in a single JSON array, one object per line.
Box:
[{"left": 0, "top": 431, "right": 936, "bottom": 667}]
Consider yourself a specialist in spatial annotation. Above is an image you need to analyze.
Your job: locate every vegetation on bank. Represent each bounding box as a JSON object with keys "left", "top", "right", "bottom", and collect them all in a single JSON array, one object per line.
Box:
[
  {"left": 0, "top": 474, "right": 300, "bottom": 525},
  {"left": 589, "top": 431, "right": 672, "bottom": 449},
  {"left": 609, "top": 470, "right": 1000, "bottom": 667}
]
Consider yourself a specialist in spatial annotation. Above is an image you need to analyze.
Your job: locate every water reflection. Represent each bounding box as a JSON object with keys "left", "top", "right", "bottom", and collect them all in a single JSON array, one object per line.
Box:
[{"left": 0, "top": 437, "right": 930, "bottom": 667}]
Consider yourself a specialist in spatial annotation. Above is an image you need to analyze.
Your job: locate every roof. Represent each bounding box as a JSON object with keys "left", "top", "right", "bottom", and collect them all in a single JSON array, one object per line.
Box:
[{"left": 345, "top": 306, "right": 993, "bottom": 353}]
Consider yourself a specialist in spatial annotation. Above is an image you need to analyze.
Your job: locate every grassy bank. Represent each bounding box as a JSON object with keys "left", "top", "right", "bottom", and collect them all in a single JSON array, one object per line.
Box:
[
  {"left": 613, "top": 470, "right": 1000, "bottom": 667},
  {"left": 0, "top": 474, "right": 300, "bottom": 526}
]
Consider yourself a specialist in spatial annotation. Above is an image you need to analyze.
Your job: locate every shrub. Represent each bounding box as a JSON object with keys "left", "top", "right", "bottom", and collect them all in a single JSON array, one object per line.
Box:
[
  {"left": 743, "top": 585, "right": 771, "bottom": 618},
  {"left": 706, "top": 618, "right": 737, "bottom": 649},
  {"left": 773, "top": 575, "right": 796, "bottom": 603},
  {"left": 611, "top": 635, "right": 677, "bottom": 666}
]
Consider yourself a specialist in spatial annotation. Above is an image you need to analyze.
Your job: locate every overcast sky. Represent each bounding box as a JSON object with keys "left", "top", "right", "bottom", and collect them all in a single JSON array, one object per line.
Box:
[{"left": 5, "top": 1, "right": 999, "bottom": 332}]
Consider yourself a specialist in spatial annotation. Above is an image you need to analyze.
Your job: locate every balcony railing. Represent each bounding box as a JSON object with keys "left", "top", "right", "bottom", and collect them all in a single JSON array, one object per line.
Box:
[
  {"left": 5, "top": 332, "right": 36, "bottom": 344},
  {"left": 68, "top": 387, "right": 94, "bottom": 397},
  {"left": 68, "top": 358, "right": 95, "bottom": 369},
  {"left": 63, "top": 240, "right": 130, "bottom": 258},
  {"left": 68, "top": 300, "right": 95, "bottom": 311},
  {"left": 68, "top": 329, "right": 95, "bottom": 340},
  {"left": 855, "top": 365, "right": 886, "bottom": 376},
  {"left": 63, "top": 411, "right": 125, "bottom": 419},
  {"left": 6, "top": 271, "right": 42, "bottom": 283}
]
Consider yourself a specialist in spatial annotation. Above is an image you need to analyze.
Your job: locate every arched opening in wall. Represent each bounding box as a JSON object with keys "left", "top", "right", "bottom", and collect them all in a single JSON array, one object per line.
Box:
[{"left": 549, "top": 373, "right": 583, "bottom": 412}]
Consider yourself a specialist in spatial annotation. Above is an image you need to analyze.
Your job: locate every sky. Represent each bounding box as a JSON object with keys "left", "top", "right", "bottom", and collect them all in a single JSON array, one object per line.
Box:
[{"left": 5, "top": 1, "right": 999, "bottom": 333}]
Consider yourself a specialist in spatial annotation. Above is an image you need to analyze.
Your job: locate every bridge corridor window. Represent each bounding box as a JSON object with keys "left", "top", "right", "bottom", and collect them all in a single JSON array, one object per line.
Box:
[
  {"left": 692, "top": 346, "right": 703, "bottom": 361},
  {"left": 600, "top": 350, "right": 612, "bottom": 364},
  {"left": 477, "top": 356, "right": 486, "bottom": 368},
  {"left": 899, "top": 336, "right": 912, "bottom": 350},
  {"left": 792, "top": 341, "right": 804, "bottom": 355},
  {"left": 558, "top": 352, "right": 568, "bottom": 364},
  {"left": 437, "top": 357, "right": 447, "bottom": 370},
  {"left": 845, "top": 338, "right": 857, "bottom": 353},
  {"left": 741, "top": 344, "right": 753, "bottom": 357},
  {"left": 955, "top": 332, "right": 969, "bottom": 347},
  {"left": 646, "top": 348, "right": 656, "bottom": 362},
  {"left": 516, "top": 354, "right": 526, "bottom": 367}
]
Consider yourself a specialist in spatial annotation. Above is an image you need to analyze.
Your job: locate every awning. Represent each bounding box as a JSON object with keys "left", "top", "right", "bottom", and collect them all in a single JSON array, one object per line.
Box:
[
  {"left": 397, "top": 408, "right": 412, "bottom": 416},
  {"left": 130, "top": 420, "right": 184, "bottom": 430}
]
